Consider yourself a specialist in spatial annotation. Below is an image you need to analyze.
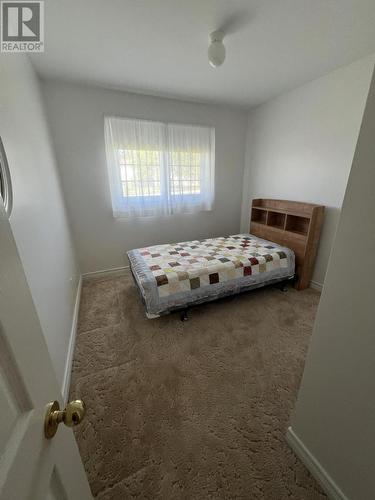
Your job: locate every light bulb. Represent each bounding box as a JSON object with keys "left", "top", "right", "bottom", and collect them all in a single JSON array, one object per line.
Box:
[{"left": 208, "top": 31, "right": 225, "bottom": 68}]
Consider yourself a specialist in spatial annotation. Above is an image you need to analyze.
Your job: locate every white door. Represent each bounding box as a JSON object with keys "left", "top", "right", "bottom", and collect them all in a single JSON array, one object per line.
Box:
[{"left": 0, "top": 201, "right": 92, "bottom": 499}]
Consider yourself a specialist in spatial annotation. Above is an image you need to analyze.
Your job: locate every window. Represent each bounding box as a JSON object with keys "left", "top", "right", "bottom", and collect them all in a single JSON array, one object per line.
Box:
[{"left": 104, "top": 116, "right": 215, "bottom": 217}]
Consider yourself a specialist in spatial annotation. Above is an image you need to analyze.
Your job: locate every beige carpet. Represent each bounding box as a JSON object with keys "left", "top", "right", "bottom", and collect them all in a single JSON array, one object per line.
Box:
[{"left": 70, "top": 271, "right": 326, "bottom": 499}]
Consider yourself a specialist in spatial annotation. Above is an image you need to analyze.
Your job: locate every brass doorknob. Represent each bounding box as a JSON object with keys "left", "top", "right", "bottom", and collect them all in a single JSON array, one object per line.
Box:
[{"left": 44, "top": 400, "right": 86, "bottom": 439}]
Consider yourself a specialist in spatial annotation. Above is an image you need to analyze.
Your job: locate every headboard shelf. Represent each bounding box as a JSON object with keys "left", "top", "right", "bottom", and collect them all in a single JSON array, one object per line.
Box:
[
  {"left": 267, "top": 211, "right": 286, "bottom": 230},
  {"left": 250, "top": 199, "right": 324, "bottom": 290}
]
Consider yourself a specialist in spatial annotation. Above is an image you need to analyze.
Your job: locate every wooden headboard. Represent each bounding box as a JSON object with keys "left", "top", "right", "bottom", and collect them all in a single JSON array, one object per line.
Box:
[{"left": 250, "top": 199, "right": 324, "bottom": 290}]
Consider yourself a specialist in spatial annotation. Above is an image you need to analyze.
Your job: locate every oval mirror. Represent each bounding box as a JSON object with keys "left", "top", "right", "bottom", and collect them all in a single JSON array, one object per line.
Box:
[{"left": 0, "top": 137, "right": 13, "bottom": 217}]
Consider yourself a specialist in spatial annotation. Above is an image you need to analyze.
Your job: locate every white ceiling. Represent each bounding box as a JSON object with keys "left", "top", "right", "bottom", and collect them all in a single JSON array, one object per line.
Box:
[{"left": 31, "top": 0, "right": 375, "bottom": 108}]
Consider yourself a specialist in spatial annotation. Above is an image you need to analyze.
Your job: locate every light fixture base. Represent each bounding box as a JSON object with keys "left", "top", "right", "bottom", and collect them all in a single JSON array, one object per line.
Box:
[{"left": 209, "top": 30, "right": 224, "bottom": 43}]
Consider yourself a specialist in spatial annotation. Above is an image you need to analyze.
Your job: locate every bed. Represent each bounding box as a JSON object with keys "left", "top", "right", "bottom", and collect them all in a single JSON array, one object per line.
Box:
[
  {"left": 127, "top": 199, "right": 325, "bottom": 319},
  {"left": 127, "top": 233, "right": 295, "bottom": 319}
]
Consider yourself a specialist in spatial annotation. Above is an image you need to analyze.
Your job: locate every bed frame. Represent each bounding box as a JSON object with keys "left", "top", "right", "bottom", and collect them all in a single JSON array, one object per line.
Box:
[
  {"left": 250, "top": 199, "right": 325, "bottom": 290},
  {"left": 130, "top": 263, "right": 294, "bottom": 321}
]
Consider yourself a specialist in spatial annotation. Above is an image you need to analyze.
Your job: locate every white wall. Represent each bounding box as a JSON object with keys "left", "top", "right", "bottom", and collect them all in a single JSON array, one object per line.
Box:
[
  {"left": 41, "top": 80, "right": 248, "bottom": 274},
  {"left": 288, "top": 65, "right": 375, "bottom": 500},
  {"left": 241, "top": 55, "right": 374, "bottom": 286},
  {"left": 0, "top": 56, "right": 80, "bottom": 389}
]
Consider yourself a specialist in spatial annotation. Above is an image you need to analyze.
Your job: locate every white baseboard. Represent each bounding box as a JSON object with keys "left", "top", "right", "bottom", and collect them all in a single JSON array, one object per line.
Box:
[
  {"left": 310, "top": 280, "right": 323, "bottom": 291},
  {"left": 286, "top": 427, "right": 348, "bottom": 500},
  {"left": 61, "top": 276, "right": 82, "bottom": 403},
  {"left": 82, "top": 265, "right": 129, "bottom": 280}
]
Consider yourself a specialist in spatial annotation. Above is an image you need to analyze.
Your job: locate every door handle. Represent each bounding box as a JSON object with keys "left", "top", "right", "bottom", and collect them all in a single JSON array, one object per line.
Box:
[{"left": 44, "top": 400, "right": 86, "bottom": 439}]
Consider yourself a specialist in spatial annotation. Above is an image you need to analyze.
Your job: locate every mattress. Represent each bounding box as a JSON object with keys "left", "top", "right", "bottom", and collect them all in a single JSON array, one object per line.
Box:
[{"left": 127, "top": 234, "right": 295, "bottom": 318}]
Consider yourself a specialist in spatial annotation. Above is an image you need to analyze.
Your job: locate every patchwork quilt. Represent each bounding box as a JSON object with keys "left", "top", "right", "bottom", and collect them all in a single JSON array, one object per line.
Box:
[{"left": 127, "top": 234, "right": 295, "bottom": 318}]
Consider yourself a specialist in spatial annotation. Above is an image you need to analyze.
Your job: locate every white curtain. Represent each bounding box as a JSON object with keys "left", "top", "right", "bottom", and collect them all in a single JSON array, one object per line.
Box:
[{"left": 104, "top": 116, "right": 215, "bottom": 218}]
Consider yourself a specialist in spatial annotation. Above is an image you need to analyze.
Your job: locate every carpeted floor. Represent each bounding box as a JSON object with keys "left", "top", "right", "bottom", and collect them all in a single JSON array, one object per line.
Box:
[{"left": 70, "top": 271, "right": 326, "bottom": 499}]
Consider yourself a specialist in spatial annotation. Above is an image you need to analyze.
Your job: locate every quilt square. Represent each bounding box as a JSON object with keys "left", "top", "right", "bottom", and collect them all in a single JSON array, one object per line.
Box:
[
  {"left": 259, "top": 262, "right": 266, "bottom": 273},
  {"left": 209, "top": 273, "right": 219, "bottom": 284},
  {"left": 177, "top": 271, "right": 189, "bottom": 281},
  {"left": 226, "top": 268, "right": 236, "bottom": 279},
  {"left": 243, "top": 265, "right": 252, "bottom": 276},
  {"left": 251, "top": 264, "right": 259, "bottom": 275},
  {"left": 219, "top": 257, "right": 230, "bottom": 263},
  {"left": 197, "top": 267, "right": 209, "bottom": 276},
  {"left": 156, "top": 274, "right": 169, "bottom": 287},
  {"left": 179, "top": 279, "right": 191, "bottom": 292},
  {"left": 266, "top": 261, "right": 274, "bottom": 271},
  {"left": 272, "top": 258, "right": 280, "bottom": 269},
  {"left": 157, "top": 284, "right": 170, "bottom": 297},
  {"left": 166, "top": 272, "right": 179, "bottom": 282},
  {"left": 200, "top": 274, "right": 210, "bottom": 286},
  {"left": 152, "top": 269, "right": 165, "bottom": 277},
  {"left": 190, "top": 277, "right": 200, "bottom": 289},
  {"left": 167, "top": 281, "right": 181, "bottom": 293}
]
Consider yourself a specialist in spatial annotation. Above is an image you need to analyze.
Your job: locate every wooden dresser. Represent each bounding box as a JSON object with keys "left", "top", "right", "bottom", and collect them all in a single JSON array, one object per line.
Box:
[{"left": 250, "top": 199, "right": 325, "bottom": 290}]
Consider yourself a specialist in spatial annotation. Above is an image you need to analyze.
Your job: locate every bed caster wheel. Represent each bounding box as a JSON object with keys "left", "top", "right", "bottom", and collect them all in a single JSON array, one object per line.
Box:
[
  {"left": 276, "top": 282, "right": 288, "bottom": 292},
  {"left": 180, "top": 309, "right": 189, "bottom": 322}
]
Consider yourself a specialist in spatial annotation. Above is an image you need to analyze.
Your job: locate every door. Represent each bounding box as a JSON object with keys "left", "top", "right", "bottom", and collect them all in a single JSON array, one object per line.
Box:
[{"left": 0, "top": 202, "right": 92, "bottom": 498}]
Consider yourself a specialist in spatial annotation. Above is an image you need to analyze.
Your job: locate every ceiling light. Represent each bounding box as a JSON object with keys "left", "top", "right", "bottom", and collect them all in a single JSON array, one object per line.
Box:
[{"left": 208, "top": 31, "right": 225, "bottom": 68}]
